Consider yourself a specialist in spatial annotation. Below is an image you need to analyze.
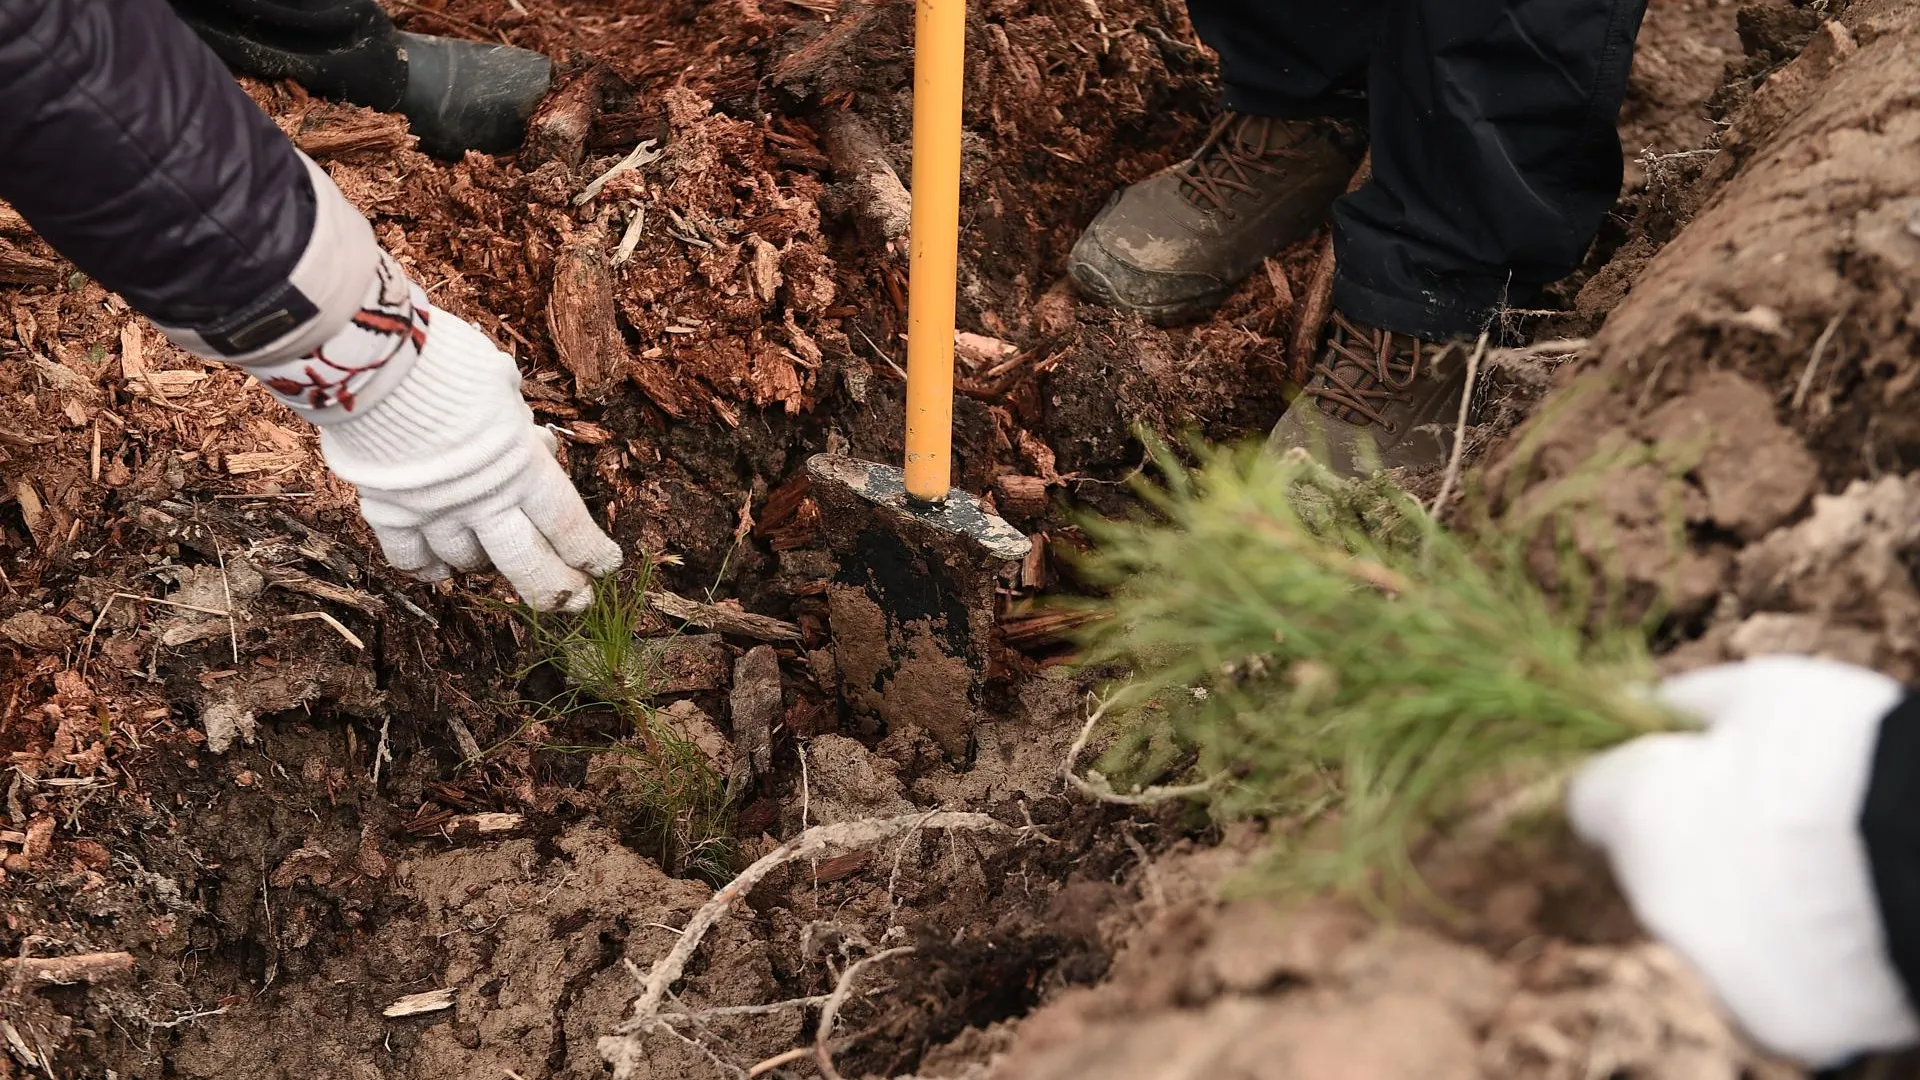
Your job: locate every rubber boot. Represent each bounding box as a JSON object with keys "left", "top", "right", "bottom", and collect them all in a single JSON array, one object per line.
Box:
[
  {"left": 395, "top": 32, "right": 552, "bottom": 159},
  {"left": 172, "top": 0, "right": 550, "bottom": 159}
]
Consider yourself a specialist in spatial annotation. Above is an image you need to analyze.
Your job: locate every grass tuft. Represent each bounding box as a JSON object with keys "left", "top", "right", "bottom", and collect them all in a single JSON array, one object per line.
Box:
[{"left": 1070, "top": 431, "right": 1690, "bottom": 907}]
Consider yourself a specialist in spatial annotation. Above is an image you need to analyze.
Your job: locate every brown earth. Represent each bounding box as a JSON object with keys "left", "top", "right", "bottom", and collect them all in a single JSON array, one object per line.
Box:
[{"left": 5, "top": 0, "right": 1917, "bottom": 1077}]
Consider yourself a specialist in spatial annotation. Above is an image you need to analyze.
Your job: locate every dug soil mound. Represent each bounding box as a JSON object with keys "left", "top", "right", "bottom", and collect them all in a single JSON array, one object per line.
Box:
[{"left": 4, "top": 0, "right": 1918, "bottom": 1077}]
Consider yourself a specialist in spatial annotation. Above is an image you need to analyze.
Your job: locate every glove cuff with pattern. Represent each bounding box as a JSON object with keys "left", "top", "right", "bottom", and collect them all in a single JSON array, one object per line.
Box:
[{"left": 317, "top": 301, "right": 622, "bottom": 612}]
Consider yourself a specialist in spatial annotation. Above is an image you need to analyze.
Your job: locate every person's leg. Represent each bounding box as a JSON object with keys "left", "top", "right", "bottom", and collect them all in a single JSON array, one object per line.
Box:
[
  {"left": 1065, "top": 0, "right": 1379, "bottom": 324},
  {"left": 1267, "top": 0, "right": 1648, "bottom": 478},
  {"left": 168, "top": 0, "right": 552, "bottom": 158},
  {"left": 1188, "top": 0, "right": 1377, "bottom": 122},
  {"left": 1332, "top": 0, "right": 1650, "bottom": 339}
]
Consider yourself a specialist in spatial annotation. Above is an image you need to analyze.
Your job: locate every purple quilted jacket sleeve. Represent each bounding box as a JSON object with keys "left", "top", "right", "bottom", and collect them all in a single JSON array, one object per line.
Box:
[{"left": 0, "top": 0, "right": 314, "bottom": 333}]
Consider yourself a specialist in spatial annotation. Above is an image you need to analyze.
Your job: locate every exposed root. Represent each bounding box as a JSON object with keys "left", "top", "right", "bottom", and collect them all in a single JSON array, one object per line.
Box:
[
  {"left": 814, "top": 945, "right": 915, "bottom": 1080},
  {"left": 605, "top": 812, "right": 1012, "bottom": 1046},
  {"left": 3, "top": 951, "right": 135, "bottom": 989},
  {"left": 1429, "top": 331, "right": 1489, "bottom": 516},
  {"left": 1063, "top": 694, "right": 1221, "bottom": 806}
]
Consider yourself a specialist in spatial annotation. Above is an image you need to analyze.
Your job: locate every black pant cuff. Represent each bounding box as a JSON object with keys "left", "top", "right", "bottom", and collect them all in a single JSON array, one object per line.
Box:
[
  {"left": 1330, "top": 273, "right": 1500, "bottom": 342},
  {"left": 1219, "top": 85, "right": 1369, "bottom": 123}
]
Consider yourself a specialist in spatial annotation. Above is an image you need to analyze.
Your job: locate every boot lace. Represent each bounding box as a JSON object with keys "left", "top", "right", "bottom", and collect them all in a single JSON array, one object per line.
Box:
[
  {"left": 1301, "top": 312, "right": 1434, "bottom": 433},
  {"left": 1177, "top": 114, "right": 1293, "bottom": 217}
]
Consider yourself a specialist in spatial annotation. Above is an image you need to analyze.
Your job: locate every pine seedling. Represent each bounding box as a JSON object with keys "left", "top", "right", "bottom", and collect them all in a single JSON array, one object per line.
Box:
[
  {"left": 522, "top": 562, "right": 663, "bottom": 714},
  {"left": 1071, "top": 431, "right": 1691, "bottom": 906},
  {"left": 516, "top": 560, "right": 739, "bottom": 884},
  {"left": 556, "top": 717, "right": 739, "bottom": 886}
]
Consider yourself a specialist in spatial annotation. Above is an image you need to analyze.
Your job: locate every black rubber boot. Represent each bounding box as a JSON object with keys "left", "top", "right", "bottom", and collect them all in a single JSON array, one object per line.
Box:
[
  {"left": 171, "top": 0, "right": 550, "bottom": 159},
  {"left": 395, "top": 32, "right": 552, "bottom": 159}
]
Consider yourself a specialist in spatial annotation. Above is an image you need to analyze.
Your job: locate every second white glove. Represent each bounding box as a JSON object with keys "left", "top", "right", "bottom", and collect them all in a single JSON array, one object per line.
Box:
[{"left": 1567, "top": 655, "right": 1920, "bottom": 1067}]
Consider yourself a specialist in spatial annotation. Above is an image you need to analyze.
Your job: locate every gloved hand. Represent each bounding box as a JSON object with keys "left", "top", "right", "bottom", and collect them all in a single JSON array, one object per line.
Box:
[
  {"left": 230, "top": 246, "right": 621, "bottom": 613},
  {"left": 141, "top": 150, "right": 621, "bottom": 614},
  {"left": 1568, "top": 655, "right": 1920, "bottom": 1068},
  {"left": 315, "top": 302, "right": 622, "bottom": 613}
]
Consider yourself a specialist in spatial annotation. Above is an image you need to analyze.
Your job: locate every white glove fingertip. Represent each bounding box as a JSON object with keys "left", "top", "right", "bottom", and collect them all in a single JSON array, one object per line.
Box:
[
  {"left": 475, "top": 510, "right": 595, "bottom": 613},
  {"left": 1566, "top": 733, "right": 1699, "bottom": 848},
  {"left": 373, "top": 524, "right": 451, "bottom": 581},
  {"left": 425, "top": 522, "right": 492, "bottom": 573},
  {"left": 523, "top": 459, "right": 625, "bottom": 576}
]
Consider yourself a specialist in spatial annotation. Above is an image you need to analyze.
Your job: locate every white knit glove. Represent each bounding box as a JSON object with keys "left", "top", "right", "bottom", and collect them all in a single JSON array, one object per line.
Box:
[
  {"left": 1568, "top": 655, "right": 1920, "bottom": 1067},
  {"left": 149, "top": 156, "right": 620, "bottom": 612},
  {"left": 311, "top": 303, "right": 622, "bottom": 612}
]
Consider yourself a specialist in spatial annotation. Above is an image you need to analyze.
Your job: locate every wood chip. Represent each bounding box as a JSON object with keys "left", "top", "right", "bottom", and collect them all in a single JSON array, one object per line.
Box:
[
  {"left": 119, "top": 323, "right": 146, "bottom": 378},
  {"left": 0, "top": 240, "right": 61, "bottom": 285},
  {"left": 444, "top": 812, "right": 524, "bottom": 840},
  {"left": 647, "top": 589, "right": 801, "bottom": 642},
  {"left": 383, "top": 987, "right": 457, "bottom": 1018},
  {"left": 127, "top": 369, "right": 207, "bottom": 401},
  {"left": 14, "top": 480, "right": 47, "bottom": 548},
  {"left": 224, "top": 450, "right": 308, "bottom": 476},
  {"left": 2, "top": 951, "right": 136, "bottom": 988},
  {"left": 0, "top": 426, "right": 55, "bottom": 448},
  {"left": 294, "top": 114, "right": 415, "bottom": 159}
]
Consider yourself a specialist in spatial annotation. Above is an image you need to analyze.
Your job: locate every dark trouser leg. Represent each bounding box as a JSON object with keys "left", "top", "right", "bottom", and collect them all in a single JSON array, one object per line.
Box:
[
  {"left": 1331, "top": 0, "right": 1649, "bottom": 339},
  {"left": 167, "top": 0, "right": 408, "bottom": 110},
  {"left": 1185, "top": 0, "right": 1383, "bottom": 120}
]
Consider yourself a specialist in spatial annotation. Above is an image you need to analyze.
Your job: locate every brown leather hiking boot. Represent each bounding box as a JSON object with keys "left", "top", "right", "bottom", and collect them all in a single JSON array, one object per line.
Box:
[
  {"left": 1266, "top": 312, "right": 1476, "bottom": 478},
  {"left": 1067, "top": 113, "right": 1363, "bottom": 325}
]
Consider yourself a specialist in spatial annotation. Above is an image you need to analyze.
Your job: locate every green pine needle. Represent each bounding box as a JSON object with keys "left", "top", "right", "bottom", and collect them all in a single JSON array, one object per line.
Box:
[
  {"left": 517, "top": 561, "right": 739, "bottom": 885},
  {"left": 1070, "top": 434, "right": 1686, "bottom": 905}
]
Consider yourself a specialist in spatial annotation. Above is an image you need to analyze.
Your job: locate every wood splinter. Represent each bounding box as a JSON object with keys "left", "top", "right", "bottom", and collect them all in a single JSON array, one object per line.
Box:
[
  {"left": 1285, "top": 150, "right": 1373, "bottom": 384},
  {"left": 3, "top": 950, "right": 136, "bottom": 987}
]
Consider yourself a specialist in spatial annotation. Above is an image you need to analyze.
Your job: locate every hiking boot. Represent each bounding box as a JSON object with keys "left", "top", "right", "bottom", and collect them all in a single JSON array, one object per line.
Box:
[
  {"left": 1067, "top": 113, "right": 1364, "bottom": 324},
  {"left": 1266, "top": 312, "right": 1475, "bottom": 478}
]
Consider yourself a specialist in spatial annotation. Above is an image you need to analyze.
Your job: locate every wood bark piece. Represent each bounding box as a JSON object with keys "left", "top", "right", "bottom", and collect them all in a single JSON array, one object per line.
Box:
[
  {"left": 294, "top": 113, "right": 415, "bottom": 159},
  {"left": 3, "top": 951, "right": 135, "bottom": 987},
  {"left": 259, "top": 564, "right": 386, "bottom": 617},
  {"left": 548, "top": 218, "right": 630, "bottom": 403},
  {"left": 729, "top": 645, "right": 782, "bottom": 780},
  {"left": 1286, "top": 151, "right": 1372, "bottom": 382},
  {"left": 0, "top": 240, "right": 60, "bottom": 285},
  {"left": 521, "top": 63, "right": 614, "bottom": 170},
  {"left": 646, "top": 589, "right": 801, "bottom": 642},
  {"left": 822, "top": 114, "right": 911, "bottom": 246}
]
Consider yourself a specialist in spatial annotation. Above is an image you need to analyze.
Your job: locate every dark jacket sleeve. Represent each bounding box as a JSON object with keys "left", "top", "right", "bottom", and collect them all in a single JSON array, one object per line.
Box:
[{"left": 0, "top": 0, "right": 314, "bottom": 329}]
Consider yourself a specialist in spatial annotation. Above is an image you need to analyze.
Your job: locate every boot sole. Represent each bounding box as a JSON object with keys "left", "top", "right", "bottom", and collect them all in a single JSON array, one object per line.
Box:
[{"left": 1065, "top": 259, "right": 1230, "bottom": 328}]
